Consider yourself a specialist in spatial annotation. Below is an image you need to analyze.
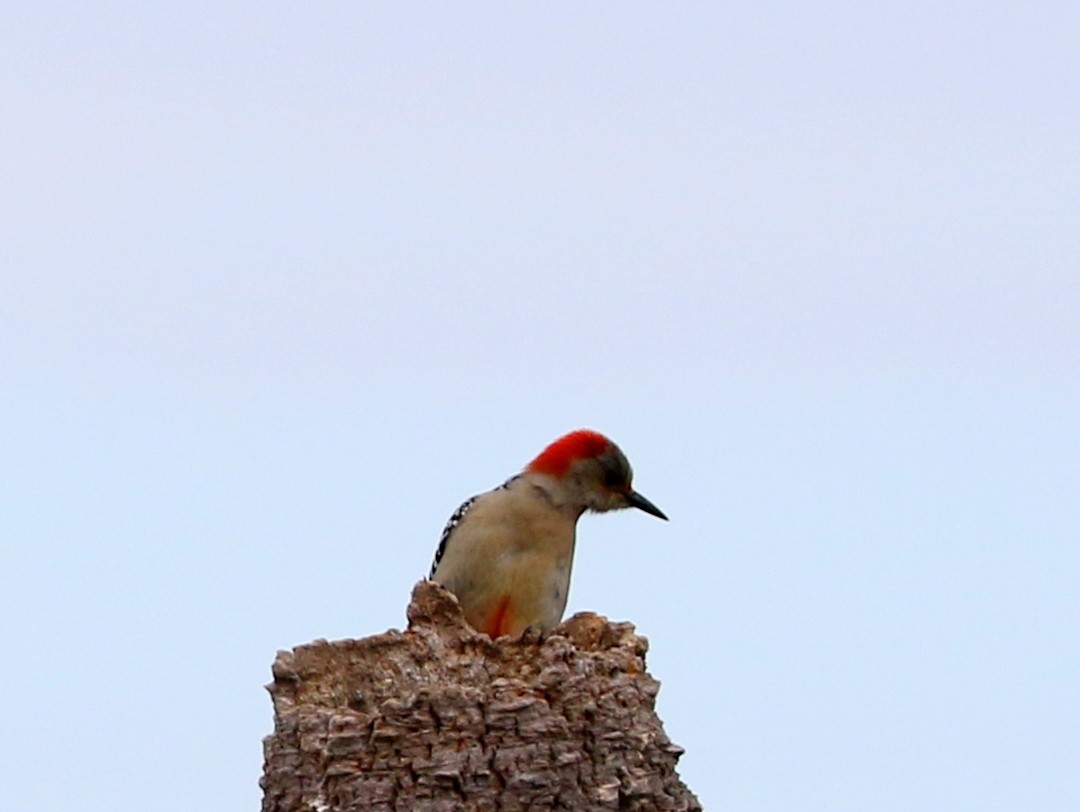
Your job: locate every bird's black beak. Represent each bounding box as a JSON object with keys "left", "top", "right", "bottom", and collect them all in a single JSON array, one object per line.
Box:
[{"left": 626, "top": 489, "right": 668, "bottom": 521}]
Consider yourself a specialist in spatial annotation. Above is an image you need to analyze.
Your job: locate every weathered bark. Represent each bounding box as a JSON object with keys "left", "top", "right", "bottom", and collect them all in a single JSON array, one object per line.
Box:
[{"left": 261, "top": 581, "right": 701, "bottom": 811}]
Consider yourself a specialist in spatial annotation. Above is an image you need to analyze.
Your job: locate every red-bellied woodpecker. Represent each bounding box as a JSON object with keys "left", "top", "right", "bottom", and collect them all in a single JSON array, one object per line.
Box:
[{"left": 428, "top": 429, "right": 667, "bottom": 638}]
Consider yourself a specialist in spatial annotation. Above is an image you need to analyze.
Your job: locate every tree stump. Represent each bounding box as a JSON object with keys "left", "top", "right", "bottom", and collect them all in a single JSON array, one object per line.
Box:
[{"left": 260, "top": 581, "right": 702, "bottom": 811}]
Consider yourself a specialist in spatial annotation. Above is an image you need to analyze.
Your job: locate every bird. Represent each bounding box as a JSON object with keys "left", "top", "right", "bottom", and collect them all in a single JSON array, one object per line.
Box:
[{"left": 428, "top": 429, "right": 667, "bottom": 638}]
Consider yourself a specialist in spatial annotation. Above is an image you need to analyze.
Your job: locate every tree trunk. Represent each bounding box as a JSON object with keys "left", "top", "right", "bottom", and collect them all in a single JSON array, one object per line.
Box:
[{"left": 260, "top": 581, "right": 702, "bottom": 811}]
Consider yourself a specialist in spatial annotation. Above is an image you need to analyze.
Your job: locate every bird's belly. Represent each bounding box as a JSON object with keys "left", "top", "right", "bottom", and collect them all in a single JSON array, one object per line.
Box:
[{"left": 475, "top": 552, "right": 571, "bottom": 637}]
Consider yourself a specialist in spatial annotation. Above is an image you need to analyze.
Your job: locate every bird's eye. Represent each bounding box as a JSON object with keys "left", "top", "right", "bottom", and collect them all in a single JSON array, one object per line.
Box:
[{"left": 602, "top": 465, "right": 626, "bottom": 490}]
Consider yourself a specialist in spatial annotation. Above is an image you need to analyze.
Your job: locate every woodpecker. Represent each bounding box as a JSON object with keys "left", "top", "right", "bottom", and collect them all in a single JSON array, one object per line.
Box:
[{"left": 428, "top": 429, "right": 667, "bottom": 639}]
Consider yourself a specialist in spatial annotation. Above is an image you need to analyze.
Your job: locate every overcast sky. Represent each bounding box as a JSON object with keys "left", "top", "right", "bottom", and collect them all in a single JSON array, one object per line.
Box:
[{"left": 3, "top": 4, "right": 1079, "bottom": 811}]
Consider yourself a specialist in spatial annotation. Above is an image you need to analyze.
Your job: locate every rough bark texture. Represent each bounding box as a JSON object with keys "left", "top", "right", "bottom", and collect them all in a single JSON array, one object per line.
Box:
[{"left": 261, "top": 581, "right": 701, "bottom": 811}]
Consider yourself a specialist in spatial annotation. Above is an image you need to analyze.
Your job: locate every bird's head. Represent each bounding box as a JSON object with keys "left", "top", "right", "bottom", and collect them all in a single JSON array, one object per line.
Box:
[{"left": 525, "top": 429, "right": 668, "bottom": 519}]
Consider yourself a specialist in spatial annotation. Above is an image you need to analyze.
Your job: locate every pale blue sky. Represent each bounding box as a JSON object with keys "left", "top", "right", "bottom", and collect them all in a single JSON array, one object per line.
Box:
[{"left": 3, "top": 4, "right": 1078, "bottom": 810}]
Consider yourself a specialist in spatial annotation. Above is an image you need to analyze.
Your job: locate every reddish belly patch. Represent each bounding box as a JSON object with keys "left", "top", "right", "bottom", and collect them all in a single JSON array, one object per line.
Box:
[{"left": 481, "top": 596, "right": 515, "bottom": 638}]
